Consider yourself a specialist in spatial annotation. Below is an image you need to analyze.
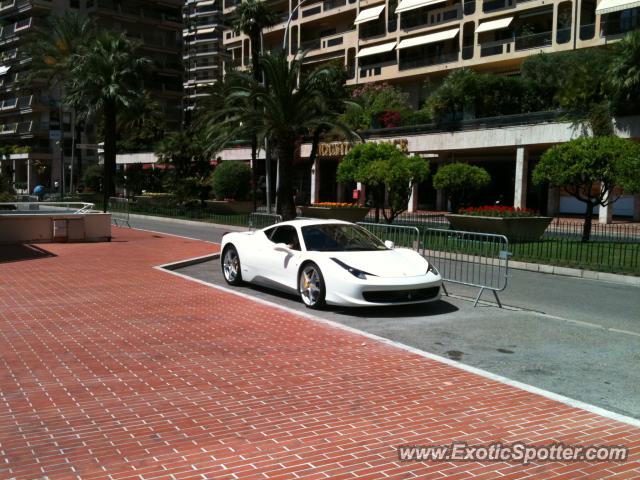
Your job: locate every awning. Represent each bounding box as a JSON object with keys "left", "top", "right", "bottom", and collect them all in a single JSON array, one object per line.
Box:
[
  {"left": 0, "top": 66, "right": 10, "bottom": 76},
  {"left": 197, "top": 27, "right": 216, "bottom": 34},
  {"left": 354, "top": 5, "right": 385, "bottom": 25},
  {"left": 395, "top": 0, "right": 446, "bottom": 14},
  {"left": 356, "top": 41, "right": 397, "bottom": 58},
  {"left": 475, "top": 16, "right": 514, "bottom": 33},
  {"left": 596, "top": 0, "right": 640, "bottom": 14},
  {"left": 397, "top": 27, "right": 459, "bottom": 49}
]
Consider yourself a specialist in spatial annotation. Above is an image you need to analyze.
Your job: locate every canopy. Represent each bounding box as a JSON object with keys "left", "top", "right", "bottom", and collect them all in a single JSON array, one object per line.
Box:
[
  {"left": 596, "top": 0, "right": 640, "bottom": 14},
  {"left": 397, "top": 27, "right": 459, "bottom": 49},
  {"left": 475, "top": 16, "right": 514, "bottom": 33},
  {"left": 354, "top": 5, "right": 385, "bottom": 25},
  {"left": 395, "top": 0, "right": 446, "bottom": 14},
  {"left": 356, "top": 41, "right": 397, "bottom": 57}
]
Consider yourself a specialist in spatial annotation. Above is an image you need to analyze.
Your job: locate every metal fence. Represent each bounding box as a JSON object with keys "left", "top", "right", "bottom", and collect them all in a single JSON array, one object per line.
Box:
[
  {"left": 249, "top": 212, "right": 282, "bottom": 230},
  {"left": 357, "top": 222, "right": 421, "bottom": 250},
  {"left": 422, "top": 228, "right": 511, "bottom": 307},
  {"left": 108, "top": 197, "right": 131, "bottom": 227}
]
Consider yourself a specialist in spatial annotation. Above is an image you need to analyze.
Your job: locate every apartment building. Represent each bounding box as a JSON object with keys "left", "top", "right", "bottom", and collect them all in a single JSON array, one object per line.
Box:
[
  {"left": 219, "top": 0, "right": 639, "bottom": 218},
  {"left": 182, "top": 0, "right": 223, "bottom": 115},
  {"left": 0, "top": 0, "right": 183, "bottom": 195}
]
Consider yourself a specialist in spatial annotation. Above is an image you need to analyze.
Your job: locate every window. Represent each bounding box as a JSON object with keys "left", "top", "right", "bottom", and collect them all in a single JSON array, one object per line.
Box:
[{"left": 266, "top": 226, "right": 301, "bottom": 250}]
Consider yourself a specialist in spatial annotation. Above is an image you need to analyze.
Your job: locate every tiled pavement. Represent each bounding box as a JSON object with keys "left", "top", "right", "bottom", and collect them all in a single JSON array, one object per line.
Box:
[{"left": 1, "top": 228, "right": 639, "bottom": 480}]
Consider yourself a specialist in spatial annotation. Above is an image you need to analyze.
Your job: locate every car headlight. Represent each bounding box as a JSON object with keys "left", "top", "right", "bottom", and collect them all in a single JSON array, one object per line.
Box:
[
  {"left": 426, "top": 262, "right": 439, "bottom": 276},
  {"left": 331, "top": 258, "right": 376, "bottom": 280}
]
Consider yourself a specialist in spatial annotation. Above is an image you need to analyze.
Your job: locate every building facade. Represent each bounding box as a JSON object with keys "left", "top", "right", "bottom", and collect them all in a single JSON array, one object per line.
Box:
[
  {"left": 0, "top": 0, "right": 183, "bottom": 195},
  {"left": 218, "top": 0, "right": 639, "bottom": 218},
  {"left": 182, "top": 0, "right": 223, "bottom": 115}
]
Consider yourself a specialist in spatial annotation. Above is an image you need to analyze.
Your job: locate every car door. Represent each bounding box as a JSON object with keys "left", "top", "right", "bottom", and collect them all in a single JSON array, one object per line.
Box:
[{"left": 261, "top": 225, "right": 302, "bottom": 291}]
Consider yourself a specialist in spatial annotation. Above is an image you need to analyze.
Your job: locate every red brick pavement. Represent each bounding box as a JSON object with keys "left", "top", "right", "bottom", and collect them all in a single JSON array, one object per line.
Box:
[{"left": 1, "top": 228, "right": 639, "bottom": 479}]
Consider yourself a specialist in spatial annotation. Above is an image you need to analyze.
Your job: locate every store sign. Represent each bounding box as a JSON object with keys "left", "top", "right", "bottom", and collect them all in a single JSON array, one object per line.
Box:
[{"left": 318, "top": 138, "right": 409, "bottom": 157}]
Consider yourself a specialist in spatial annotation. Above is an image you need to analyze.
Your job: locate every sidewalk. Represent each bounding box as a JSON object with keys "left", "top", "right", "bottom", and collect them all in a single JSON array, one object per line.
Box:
[{"left": 0, "top": 228, "right": 638, "bottom": 479}]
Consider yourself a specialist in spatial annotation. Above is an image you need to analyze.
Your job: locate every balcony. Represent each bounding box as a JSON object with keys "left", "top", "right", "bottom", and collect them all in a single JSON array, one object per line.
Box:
[
  {"left": 0, "top": 17, "right": 32, "bottom": 43},
  {"left": 479, "top": 38, "right": 512, "bottom": 56},
  {"left": 399, "top": 51, "right": 459, "bottom": 70},
  {"left": 400, "top": 5, "right": 462, "bottom": 30},
  {"left": 482, "top": 0, "right": 514, "bottom": 13},
  {"left": 463, "top": 0, "right": 475, "bottom": 14},
  {"left": 601, "top": 17, "right": 640, "bottom": 38},
  {"left": 0, "top": 120, "right": 46, "bottom": 136},
  {"left": 94, "top": 0, "right": 181, "bottom": 25},
  {"left": 514, "top": 30, "right": 552, "bottom": 50},
  {"left": 358, "top": 60, "right": 396, "bottom": 78},
  {"left": 299, "top": 29, "right": 355, "bottom": 55}
]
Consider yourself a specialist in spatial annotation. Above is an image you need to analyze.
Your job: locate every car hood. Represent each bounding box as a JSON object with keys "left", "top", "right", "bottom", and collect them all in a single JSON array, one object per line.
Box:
[{"left": 329, "top": 249, "right": 428, "bottom": 278}]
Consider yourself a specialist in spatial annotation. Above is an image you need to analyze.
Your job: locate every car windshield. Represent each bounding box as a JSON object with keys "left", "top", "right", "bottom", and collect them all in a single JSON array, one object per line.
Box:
[{"left": 301, "top": 224, "right": 387, "bottom": 252}]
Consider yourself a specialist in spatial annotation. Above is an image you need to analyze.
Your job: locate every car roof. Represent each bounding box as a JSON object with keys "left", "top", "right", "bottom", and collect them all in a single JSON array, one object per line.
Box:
[{"left": 263, "top": 218, "right": 352, "bottom": 230}]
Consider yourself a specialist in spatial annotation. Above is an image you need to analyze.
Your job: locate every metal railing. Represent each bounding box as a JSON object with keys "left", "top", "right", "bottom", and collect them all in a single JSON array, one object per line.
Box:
[
  {"left": 249, "top": 212, "right": 282, "bottom": 230},
  {"left": 422, "top": 228, "right": 511, "bottom": 307},
  {"left": 108, "top": 197, "right": 131, "bottom": 227},
  {"left": 0, "top": 202, "right": 95, "bottom": 214},
  {"left": 358, "top": 222, "right": 421, "bottom": 250}
]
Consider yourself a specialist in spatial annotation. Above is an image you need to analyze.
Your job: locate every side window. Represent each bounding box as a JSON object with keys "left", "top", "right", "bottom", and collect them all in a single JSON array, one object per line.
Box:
[{"left": 269, "top": 226, "right": 301, "bottom": 251}]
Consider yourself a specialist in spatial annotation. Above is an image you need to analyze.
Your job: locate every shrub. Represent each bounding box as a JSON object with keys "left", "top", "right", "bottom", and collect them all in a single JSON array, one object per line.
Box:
[
  {"left": 211, "top": 161, "right": 251, "bottom": 200},
  {"left": 433, "top": 163, "right": 491, "bottom": 212},
  {"left": 82, "top": 164, "right": 103, "bottom": 192}
]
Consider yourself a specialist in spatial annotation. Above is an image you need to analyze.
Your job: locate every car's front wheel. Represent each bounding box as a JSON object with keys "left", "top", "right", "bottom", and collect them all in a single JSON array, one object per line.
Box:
[
  {"left": 222, "top": 245, "right": 242, "bottom": 285},
  {"left": 299, "top": 262, "right": 326, "bottom": 309}
]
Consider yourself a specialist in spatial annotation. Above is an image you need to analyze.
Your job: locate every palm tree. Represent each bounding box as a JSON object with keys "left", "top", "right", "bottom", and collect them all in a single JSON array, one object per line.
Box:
[
  {"left": 65, "top": 32, "right": 150, "bottom": 212},
  {"left": 609, "top": 30, "right": 640, "bottom": 114},
  {"left": 232, "top": 0, "right": 276, "bottom": 210},
  {"left": 25, "top": 12, "right": 96, "bottom": 192},
  {"left": 199, "top": 53, "right": 358, "bottom": 220}
]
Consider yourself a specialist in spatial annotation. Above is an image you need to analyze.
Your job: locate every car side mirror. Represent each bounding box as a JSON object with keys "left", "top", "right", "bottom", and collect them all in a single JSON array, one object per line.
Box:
[{"left": 384, "top": 240, "right": 395, "bottom": 249}]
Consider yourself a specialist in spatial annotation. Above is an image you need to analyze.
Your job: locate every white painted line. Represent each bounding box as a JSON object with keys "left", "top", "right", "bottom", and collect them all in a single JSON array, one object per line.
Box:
[{"left": 156, "top": 258, "right": 640, "bottom": 429}]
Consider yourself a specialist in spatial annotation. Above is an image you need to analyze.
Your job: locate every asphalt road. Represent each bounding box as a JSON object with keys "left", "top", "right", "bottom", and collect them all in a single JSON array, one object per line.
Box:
[{"left": 128, "top": 215, "right": 640, "bottom": 419}]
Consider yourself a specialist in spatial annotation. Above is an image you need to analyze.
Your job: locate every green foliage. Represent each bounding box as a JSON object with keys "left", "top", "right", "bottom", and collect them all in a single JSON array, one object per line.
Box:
[
  {"left": 432, "top": 163, "right": 491, "bottom": 212},
  {"left": 198, "top": 52, "right": 358, "bottom": 220},
  {"left": 533, "top": 136, "right": 640, "bottom": 241},
  {"left": 337, "top": 143, "right": 429, "bottom": 223},
  {"left": 522, "top": 49, "right": 613, "bottom": 135},
  {"left": 82, "top": 164, "right": 103, "bottom": 192},
  {"left": 156, "top": 130, "right": 213, "bottom": 203},
  {"left": 342, "top": 83, "right": 412, "bottom": 131},
  {"left": 211, "top": 161, "right": 252, "bottom": 200},
  {"left": 0, "top": 172, "right": 14, "bottom": 196},
  {"left": 608, "top": 30, "right": 640, "bottom": 115},
  {"left": 424, "top": 69, "right": 545, "bottom": 122}
]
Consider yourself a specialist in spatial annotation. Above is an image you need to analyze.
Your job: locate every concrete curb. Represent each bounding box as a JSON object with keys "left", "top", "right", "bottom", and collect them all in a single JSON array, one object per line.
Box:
[
  {"left": 508, "top": 260, "right": 640, "bottom": 286},
  {"left": 128, "top": 213, "right": 250, "bottom": 232}
]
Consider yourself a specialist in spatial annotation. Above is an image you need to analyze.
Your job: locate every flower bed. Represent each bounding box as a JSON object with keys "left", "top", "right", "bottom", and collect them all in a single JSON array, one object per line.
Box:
[
  {"left": 299, "top": 203, "right": 370, "bottom": 222},
  {"left": 447, "top": 206, "right": 552, "bottom": 241}
]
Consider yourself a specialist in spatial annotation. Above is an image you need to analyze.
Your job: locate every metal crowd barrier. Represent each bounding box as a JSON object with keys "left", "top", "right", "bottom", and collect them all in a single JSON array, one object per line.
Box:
[
  {"left": 248, "top": 212, "right": 282, "bottom": 230},
  {"left": 357, "top": 222, "right": 421, "bottom": 251},
  {"left": 422, "top": 228, "right": 511, "bottom": 307},
  {"left": 108, "top": 197, "right": 131, "bottom": 228}
]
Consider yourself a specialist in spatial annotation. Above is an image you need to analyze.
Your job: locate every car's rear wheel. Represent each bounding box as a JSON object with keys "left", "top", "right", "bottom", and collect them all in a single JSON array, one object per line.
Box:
[
  {"left": 299, "top": 262, "right": 326, "bottom": 309},
  {"left": 222, "top": 245, "right": 242, "bottom": 285}
]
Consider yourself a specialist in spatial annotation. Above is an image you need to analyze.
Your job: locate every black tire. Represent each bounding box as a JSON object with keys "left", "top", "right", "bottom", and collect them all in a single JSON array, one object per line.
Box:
[
  {"left": 298, "top": 262, "right": 326, "bottom": 309},
  {"left": 221, "top": 245, "right": 243, "bottom": 285}
]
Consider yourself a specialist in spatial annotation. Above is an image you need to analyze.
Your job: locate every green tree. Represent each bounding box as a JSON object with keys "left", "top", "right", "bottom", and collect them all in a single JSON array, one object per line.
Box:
[
  {"left": 608, "top": 30, "right": 640, "bottom": 115},
  {"left": 337, "top": 143, "right": 429, "bottom": 224},
  {"left": 156, "top": 130, "right": 212, "bottom": 204},
  {"left": 533, "top": 136, "right": 640, "bottom": 242},
  {"left": 25, "top": 12, "right": 96, "bottom": 189},
  {"left": 199, "top": 53, "right": 357, "bottom": 220},
  {"left": 342, "top": 82, "right": 412, "bottom": 131},
  {"left": 65, "top": 32, "right": 150, "bottom": 212},
  {"left": 522, "top": 49, "right": 614, "bottom": 135},
  {"left": 232, "top": 0, "right": 276, "bottom": 209},
  {"left": 432, "top": 163, "right": 491, "bottom": 212},
  {"left": 211, "top": 161, "right": 252, "bottom": 200}
]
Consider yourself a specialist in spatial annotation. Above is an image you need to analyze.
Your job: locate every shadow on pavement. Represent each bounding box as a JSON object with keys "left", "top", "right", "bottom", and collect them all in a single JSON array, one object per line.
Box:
[{"left": 0, "top": 244, "right": 55, "bottom": 264}]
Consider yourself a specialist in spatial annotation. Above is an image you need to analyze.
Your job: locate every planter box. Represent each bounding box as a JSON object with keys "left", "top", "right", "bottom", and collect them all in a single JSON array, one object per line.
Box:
[
  {"left": 205, "top": 200, "right": 253, "bottom": 215},
  {"left": 446, "top": 214, "right": 553, "bottom": 241},
  {"left": 299, "top": 206, "right": 370, "bottom": 223}
]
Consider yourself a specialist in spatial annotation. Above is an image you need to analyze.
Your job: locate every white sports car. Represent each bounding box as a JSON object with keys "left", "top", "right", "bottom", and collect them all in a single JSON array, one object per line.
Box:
[{"left": 220, "top": 219, "right": 442, "bottom": 308}]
